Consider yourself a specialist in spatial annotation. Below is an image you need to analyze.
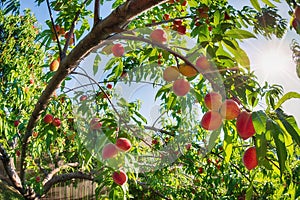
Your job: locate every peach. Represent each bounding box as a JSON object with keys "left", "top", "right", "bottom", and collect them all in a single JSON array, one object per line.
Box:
[
  {"left": 164, "top": 14, "right": 170, "bottom": 20},
  {"left": 163, "top": 66, "right": 180, "bottom": 82},
  {"left": 172, "top": 78, "right": 190, "bottom": 96},
  {"left": 204, "top": 92, "right": 222, "bottom": 111},
  {"left": 177, "top": 25, "right": 186, "bottom": 35},
  {"left": 102, "top": 143, "right": 118, "bottom": 160},
  {"left": 116, "top": 138, "right": 132, "bottom": 152},
  {"left": 219, "top": 99, "right": 240, "bottom": 120},
  {"left": 52, "top": 118, "right": 61, "bottom": 127},
  {"left": 201, "top": 111, "right": 223, "bottom": 131},
  {"left": 90, "top": 118, "right": 102, "bottom": 130},
  {"left": 44, "top": 114, "right": 53, "bottom": 124},
  {"left": 196, "top": 56, "right": 210, "bottom": 70},
  {"left": 14, "top": 120, "right": 20, "bottom": 127},
  {"left": 79, "top": 95, "right": 87, "bottom": 101},
  {"left": 150, "top": 29, "right": 167, "bottom": 44},
  {"left": 242, "top": 146, "right": 258, "bottom": 170},
  {"left": 236, "top": 111, "right": 255, "bottom": 140},
  {"left": 112, "top": 43, "right": 125, "bottom": 57},
  {"left": 294, "top": 6, "right": 300, "bottom": 20},
  {"left": 178, "top": 64, "right": 198, "bottom": 77},
  {"left": 50, "top": 59, "right": 60, "bottom": 72},
  {"left": 112, "top": 170, "right": 128, "bottom": 186}
]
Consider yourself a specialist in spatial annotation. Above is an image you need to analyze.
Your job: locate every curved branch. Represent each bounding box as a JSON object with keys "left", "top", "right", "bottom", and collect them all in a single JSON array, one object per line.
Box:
[
  {"left": 42, "top": 162, "right": 79, "bottom": 185},
  {"left": 43, "top": 172, "right": 93, "bottom": 195},
  {"left": 21, "top": 0, "right": 168, "bottom": 186}
]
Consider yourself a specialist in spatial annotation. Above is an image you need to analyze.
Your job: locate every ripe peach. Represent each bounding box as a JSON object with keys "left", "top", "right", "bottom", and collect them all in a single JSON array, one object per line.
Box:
[
  {"left": 150, "top": 29, "right": 167, "bottom": 44},
  {"left": 179, "top": 64, "right": 198, "bottom": 77},
  {"left": 90, "top": 118, "right": 102, "bottom": 130},
  {"left": 16, "top": 150, "right": 21, "bottom": 157},
  {"left": 294, "top": 6, "right": 300, "bottom": 20},
  {"left": 52, "top": 118, "right": 61, "bottom": 127},
  {"left": 14, "top": 120, "right": 20, "bottom": 127},
  {"left": 196, "top": 56, "right": 210, "bottom": 70},
  {"left": 219, "top": 99, "right": 240, "bottom": 120},
  {"left": 172, "top": 78, "right": 190, "bottom": 96},
  {"left": 242, "top": 146, "right": 258, "bottom": 170},
  {"left": 102, "top": 143, "right": 118, "bottom": 160},
  {"left": 50, "top": 59, "right": 60, "bottom": 72},
  {"left": 116, "top": 138, "right": 132, "bottom": 152},
  {"left": 163, "top": 66, "right": 180, "bottom": 82},
  {"left": 201, "top": 111, "right": 223, "bottom": 131},
  {"left": 236, "top": 111, "right": 255, "bottom": 140},
  {"left": 107, "top": 83, "right": 113, "bottom": 89},
  {"left": 173, "top": 19, "right": 183, "bottom": 26},
  {"left": 112, "top": 43, "right": 125, "bottom": 57},
  {"left": 79, "top": 95, "right": 87, "bottom": 101},
  {"left": 204, "top": 92, "right": 222, "bottom": 111},
  {"left": 112, "top": 170, "right": 128, "bottom": 186},
  {"left": 177, "top": 25, "right": 186, "bottom": 35},
  {"left": 164, "top": 14, "right": 170, "bottom": 20},
  {"left": 44, "top": 114, "right": 53, "bottom": 124}
]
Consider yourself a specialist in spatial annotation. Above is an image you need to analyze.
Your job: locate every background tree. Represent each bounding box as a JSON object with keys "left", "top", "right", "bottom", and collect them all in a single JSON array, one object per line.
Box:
[{"left": 0, "top": 0, "right": 300, "bottom": 199}]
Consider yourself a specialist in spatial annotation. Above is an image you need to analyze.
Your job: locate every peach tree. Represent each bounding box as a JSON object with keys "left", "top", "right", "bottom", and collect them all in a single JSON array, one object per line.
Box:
[{"left": 0, "top": 0, "right": 300, "bottom": 199}]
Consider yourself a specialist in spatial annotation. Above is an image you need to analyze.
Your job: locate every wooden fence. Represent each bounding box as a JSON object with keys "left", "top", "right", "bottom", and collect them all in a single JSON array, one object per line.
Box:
[{"left": 0, "top": 161, "right": 97, "bottom": 199}]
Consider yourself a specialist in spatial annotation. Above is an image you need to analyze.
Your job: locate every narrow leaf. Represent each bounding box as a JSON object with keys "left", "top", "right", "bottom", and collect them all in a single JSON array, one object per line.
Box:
[
  {"left": 274, "top": 92, "right": 300, "bottom": 110},
  {"left": 225, "top": 29, "right": 257, "bottom": 39},
  {"left": 250, "top": 0, "right": 261, "bottom": 11}
]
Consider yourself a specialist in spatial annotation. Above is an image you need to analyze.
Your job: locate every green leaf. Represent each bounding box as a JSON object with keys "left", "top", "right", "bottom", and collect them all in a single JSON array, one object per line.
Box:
[
  {"left": 276, "top": 109, "right": 300, "bottom": 146},
  {"left": 246, "top": 185, "right": 253, "bottom": 200},
  {"left": 261, "top": 0, "right": 275, "bottom": 7},
  {"left": 267, "top": 119, "right": 287, "bottom": 176},
  {"left": 274, "top": 92, "right": 300, "bottom": 110},
  {"left": 225, "top": 29, "right": 256, "bottom": 39},
  {"left": 250, "top": 0, "right": 261, "bottom": 11},
  {"left": 252, "top": 110, "right": 267, "bottom": 134},
  {"left": 93, "top": 54, "right": 101, "bottom": 75},
  {"left": 207, "top": 129, "right": 221, "bottom": 152},
  {"left": 155, "top": 83, "right": 172, "bottom": 100},
  {"left": 223, "top": 126, "right": 233, "bottom": 163},
  {"left": 223, "top": 42, "right": 250, "bottom": 68}
]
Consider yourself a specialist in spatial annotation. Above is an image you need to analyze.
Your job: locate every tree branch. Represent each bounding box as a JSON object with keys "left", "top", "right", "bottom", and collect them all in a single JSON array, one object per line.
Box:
[
  {"left": 94, "top": 0, "right": 100, "bottom": 26},
  {"left": 42, "top": 162, "right": 79, "bottom": 185},
  {"left": 43, "top": 172, "right": 93, "bottom": 195},
  {"left": 0, "top": 144, "right": 24, "bottom": 195},
  {"left": 20, "top": 0, "right": 168, "bottom": 185}
]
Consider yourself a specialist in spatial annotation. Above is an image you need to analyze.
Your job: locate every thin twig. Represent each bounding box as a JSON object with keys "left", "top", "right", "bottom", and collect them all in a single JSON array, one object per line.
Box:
[{"left": 45, "top": 0, "right": 62, "bottom": 57}]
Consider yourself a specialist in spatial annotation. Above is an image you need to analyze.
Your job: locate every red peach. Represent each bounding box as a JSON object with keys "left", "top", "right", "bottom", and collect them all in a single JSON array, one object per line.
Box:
[
  {"left": 173, "top": 19, "right": 183, "bottom": 26},
  {"left": 80, "top": 95, "right": 87, "bottom": 101},
  {"left": 44, "top": 114, "right": 53, "bottom": 124},
  {"left": 112, "top": 43, "right": 125, "bottom": 57},
  {"left": 107, "top": 83, "right": 113, "bottom": 89},
  {"left": 196, "top": 56, "right": 210, "bottom": 70},
  {"left": 201, "top": 111, "right": 223, "bottom": 131},
  {"left": 236, "top": 111, "right": 255, "bottom": 140},
  {"left": 14, "top": 120, "right": 20, "bottom": 127},
  {"left": 112, "top": 170, "right": 128, "bottom": 186},
  {"left": 102, "top": 143, "right": 118, "bottom": 160},
  {"left": 150, "top": 29, "right": 167, "bottom": 44},
  {"left": 204, "top": 92, "right": 222, "bottom": 111},
  {"left": 219, "top": 99, "right": 240, "bottom": 120},
  {"left": 172, "top": 78, "right": 190, "bottom": 96},
  {"left": 177, "top": 25, "right": 186, "bottom": 35},
  {"left": 164, "top": 14, "right": 170, "bottom": 20},
  {"left": 242, "top": 146, "right": 258, "bottom": 170},
  {"left": 116, "top": 138, "right": 132, "bottom": 152},
  {"left": 52, "top": 118, "right": 61, "bottom": 127},
  {"left": 90, "top": 118, "right": 102, "bottom": 130}
]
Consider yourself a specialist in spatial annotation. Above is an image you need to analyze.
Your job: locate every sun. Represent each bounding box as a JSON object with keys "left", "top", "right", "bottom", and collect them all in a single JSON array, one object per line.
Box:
[
  {"left": 249, "top": 39, "right": 295, "bottom": 84},
  {"left": 259, "top": 48, "right": 291, "bottom": 73}
]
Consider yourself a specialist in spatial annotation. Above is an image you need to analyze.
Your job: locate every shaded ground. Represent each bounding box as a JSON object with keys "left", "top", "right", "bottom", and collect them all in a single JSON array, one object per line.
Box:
[{"left": 0, "top": 181, "right": 24, "bottom": 200}]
